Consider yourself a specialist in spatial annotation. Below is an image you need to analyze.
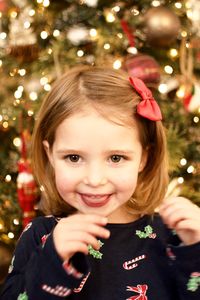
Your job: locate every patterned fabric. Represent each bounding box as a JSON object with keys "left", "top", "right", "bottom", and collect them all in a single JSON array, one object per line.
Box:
[{"left": 1, "top": 214, "right": 200, "bottom": 299}]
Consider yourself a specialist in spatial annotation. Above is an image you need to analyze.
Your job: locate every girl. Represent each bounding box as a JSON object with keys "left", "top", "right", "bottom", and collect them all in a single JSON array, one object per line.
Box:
[{"left": 1, "top": 66, "right": 200, "bottom": 300}]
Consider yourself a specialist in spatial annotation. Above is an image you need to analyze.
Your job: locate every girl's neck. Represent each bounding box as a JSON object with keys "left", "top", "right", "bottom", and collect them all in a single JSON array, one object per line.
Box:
[{"left": 107, "top": 208, "right": 141, "bottom": 224}]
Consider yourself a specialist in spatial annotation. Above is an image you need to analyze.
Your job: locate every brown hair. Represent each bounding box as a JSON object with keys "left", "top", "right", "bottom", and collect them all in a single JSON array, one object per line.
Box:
[{"left": 31, "top": 65, "right": 168, "bottom": 216}]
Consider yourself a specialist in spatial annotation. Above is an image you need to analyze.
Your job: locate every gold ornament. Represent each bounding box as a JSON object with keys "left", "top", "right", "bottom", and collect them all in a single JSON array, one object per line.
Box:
[{"left": 143, "top": 6, "right": 181, "bottom": 47}]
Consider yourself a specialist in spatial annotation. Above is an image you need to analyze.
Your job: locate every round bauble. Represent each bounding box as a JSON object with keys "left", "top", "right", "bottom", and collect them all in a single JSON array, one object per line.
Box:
[
  {"left": 143, "top": 6, "right": 181, "bottom": 47},
  {"left": 123, "top": 54, "right": 161, "bottom": 85}
]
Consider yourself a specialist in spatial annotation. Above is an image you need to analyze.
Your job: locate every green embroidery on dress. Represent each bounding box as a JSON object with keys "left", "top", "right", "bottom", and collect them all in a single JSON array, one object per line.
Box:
[
  {"left": 88, "top": 240, "right": 104, "bottom": 259},
  {"left": 187, "top": 273, "right": 200, "bottom": 292},
  {"left": 17, "top": 291, "right": 28, "bottom": 300},
  {"left": 136, "top": 225, "right": 155, "bottom": 239}
]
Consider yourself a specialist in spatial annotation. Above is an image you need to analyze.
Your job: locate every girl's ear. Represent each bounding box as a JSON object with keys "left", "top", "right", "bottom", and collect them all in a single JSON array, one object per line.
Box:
[
  {"left": 43, "top": 140, "right": 54, "bottom": 167},
  {"left": 139, "top": 149, "right": 148, "bottom": 172}
]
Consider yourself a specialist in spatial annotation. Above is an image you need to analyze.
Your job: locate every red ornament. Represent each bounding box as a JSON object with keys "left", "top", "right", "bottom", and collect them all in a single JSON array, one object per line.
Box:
[
  {"left": 0, "top": 0, "right": 7, "bottom": 12},
  {"left": 123, "top": 54, "right": 161, "bottom": 85},
  {"left": 17, "top": 131, "right": 38, "bottom": 227}
]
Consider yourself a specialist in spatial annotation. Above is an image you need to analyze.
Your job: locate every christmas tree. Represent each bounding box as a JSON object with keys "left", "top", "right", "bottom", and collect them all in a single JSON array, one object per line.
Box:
[{"left": 0, "top": 0, "right": 200, "bottom": 249}]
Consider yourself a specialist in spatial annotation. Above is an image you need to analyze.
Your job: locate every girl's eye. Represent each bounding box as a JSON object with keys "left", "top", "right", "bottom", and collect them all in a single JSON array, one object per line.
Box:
[
  {"left": 66, "top": 155, "right": 80, "bottom": 162},
  {"left": 110, "top": 155, "right": 123, "bottom": 163}
]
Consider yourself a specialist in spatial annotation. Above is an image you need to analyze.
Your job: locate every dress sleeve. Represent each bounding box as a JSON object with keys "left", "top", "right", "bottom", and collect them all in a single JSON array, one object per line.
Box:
[
  {"left": 167, "top": 241, "right": 200, "bottom": 299},
  {"left": 0, "top": 217, "right": 90, "bottom": 300}
]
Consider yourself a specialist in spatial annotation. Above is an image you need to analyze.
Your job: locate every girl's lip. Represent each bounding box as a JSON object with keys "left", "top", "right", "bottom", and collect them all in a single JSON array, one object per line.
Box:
[{"left": 79, "top": 193, "right": 111, "bottom": 208}]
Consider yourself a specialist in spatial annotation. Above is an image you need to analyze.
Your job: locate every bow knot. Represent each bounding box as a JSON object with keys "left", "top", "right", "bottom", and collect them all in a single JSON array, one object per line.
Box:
[{"left": 129, "top": 77, "right": 162, "bottom": 121}]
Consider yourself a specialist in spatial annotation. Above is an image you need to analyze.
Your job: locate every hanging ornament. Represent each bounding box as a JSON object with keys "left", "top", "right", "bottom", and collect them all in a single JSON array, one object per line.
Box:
[
  {"left": 186, "top": 0, "right": 200, "bottom": 37},
  {"left": 120, "top": 20, "right": 160, "bottom": 85},
  {"left": 178, "top": 37, "right": 199, "bottom": 112},
  {"left": 8, "top": 6, "right": 39, "bottom": 62},
  {"left": 0, "top": 0, "right": 8, "bottom": 12},
  {"left": 84, "top": 0, "right": 98, "bottom": 7},
  {"left": 17, "top": 130, "right": 38, "bottom": 228},
  {"left": 143, "top": 7, "right": 181, "bottom": 47},
  {"left": 123, "top": 54, "right": 161, "bottom": 85},
  {"left": 184, "top": 83, "right": 200, "bottom": 113},
  {"left": 67, "top": 26, "right": 89, "bottom": 46}
]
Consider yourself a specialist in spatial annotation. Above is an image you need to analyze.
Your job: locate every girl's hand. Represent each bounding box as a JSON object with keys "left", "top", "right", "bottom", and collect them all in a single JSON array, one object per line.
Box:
[
  {"left": 159, "top": 197, "right": 200, "bottom": 246},
  {"left": 53, "top": 214, "right": 110, "bottom": 261}
]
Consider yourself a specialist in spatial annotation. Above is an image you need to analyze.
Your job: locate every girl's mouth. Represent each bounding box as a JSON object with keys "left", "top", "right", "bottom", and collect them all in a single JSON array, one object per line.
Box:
[{"left": 79, "top": 193, "right": 111, "bottom": 208}]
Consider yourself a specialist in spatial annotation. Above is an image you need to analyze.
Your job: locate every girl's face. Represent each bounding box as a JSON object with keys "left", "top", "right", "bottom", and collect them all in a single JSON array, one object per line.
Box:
[{"left": 44, "top": 107, "right": 146, "bottom": 223}]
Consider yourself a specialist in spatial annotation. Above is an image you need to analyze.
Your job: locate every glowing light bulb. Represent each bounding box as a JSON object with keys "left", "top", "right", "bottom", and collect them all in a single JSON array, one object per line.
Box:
[
  {"left": 113, "top": 60, "right": 121, "bottom": 69},
  {"left": 13, "top": 137, "right": 21, "bottom": 147},
  {"left": 180, "top": 158, "right": 187, "bottom": 166},
  {"left": 8, "top": 232, "right": 14, "bottom": 239},
  {"left": 169, "top": 48, "right": 178, "bottom": 58},
  {"left": 5, "top": 175, "right": 11, "bottom": 182},
  {"left": 106, "top": 12, "right": 115, "bottom": 23},
  {"left": 177, "top": 177, "right": 184, "bottom": 184},
  {"left": 40, "top": 31, "right": 48, "bottom": 39},
  {"left": 104, "top": 43, "right": 110, "bottom": 50},
  {"left": 158, "top": 83, "right": 167, "bottom": 94},
  {"left": 187, "top": 165, "right": 194, "bottom": 173},
  {"left": 77, "top": 50, "right": 84, "bottom": 57},
  {"left": 164, "top": 65, "right": 173, "bottom": 74}
]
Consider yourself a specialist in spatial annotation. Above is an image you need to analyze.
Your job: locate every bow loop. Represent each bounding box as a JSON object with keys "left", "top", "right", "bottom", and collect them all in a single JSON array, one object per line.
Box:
[{"left": 129, "top": 77, "right": 162, "bottom": 121}]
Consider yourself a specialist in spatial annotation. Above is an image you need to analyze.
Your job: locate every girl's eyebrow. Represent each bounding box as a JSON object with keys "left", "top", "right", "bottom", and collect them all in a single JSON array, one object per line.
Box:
[{"left": 56, "top": 148, "right": 135, "bottom": 155}]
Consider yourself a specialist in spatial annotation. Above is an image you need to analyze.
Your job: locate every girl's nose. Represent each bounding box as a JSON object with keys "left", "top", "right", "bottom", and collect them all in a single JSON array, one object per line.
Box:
[{"left": 83, "top": 163, "right": 107, "bottom": 187}]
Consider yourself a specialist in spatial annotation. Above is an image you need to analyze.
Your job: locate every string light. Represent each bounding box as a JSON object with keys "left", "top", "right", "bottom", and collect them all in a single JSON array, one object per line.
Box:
[
  {"left": 40, "top": 77, "right": 48, "bottom": 85},
  {"left": 169, "top": 48, "right": 178, "bottom": 58},
  {"left": 104, "top": 43, "right": 110, "bottom": 50},
  {"left": 8, "top": 232, "right": 14, "bottom": 239},
  {"left": 112, "top": 6, "right": 120, "bottom": 12},
  {"left": 53, "top": 29, "right": 60, "bottom": 37},
  {"left": 131, "top": 8, "right": 139, "bottom": 16},
  {"left": 193, "top": 116, "right": 199, "bottom": 123},
  {"left": 2, "top": 121, "right": 8, "bottom": 129},
  {"left": 164, "top": 65, "right": 173, "bottom": 74},
  {"left": 117, "top": 33, "right": 123, "bottom": 39},
  {"left": 180, "top": 158, "right": 187, "bottom": 166},
  {"left": 127, "top": 47, "right": 138, "bottom": 55},
  {"left": 29, "top": 92, "right": 38, "bottom": 101},
  {"left": 40, "top": 31, "right": 48, "bottom": 39},
  {"left": 5, "top": 175, "right": 11, "bottom": 182},
  {"left": 175, "top": 2, "right": 182, "bottom": 9},
  {"left": 187, "top": 165, "right": 195, "bottom": 173},
  {"left": 181, "top": 31, "right": 187, "bottom": 37},
  {"left": 0, "top": 60, "right": 2, "bottom": 67},
  {"left": 13, "top": 219, "right": 20, "bottom": 225},
  {"left": 0, "top": 32, "right": 7, "bottom": 39},
  {"left": 158, "top": 83, "right": 167, "bottom": 94},
  {"left": 43, "top": 0, "right": 50, "bottom": 7},
  {"left": 24, "top": 21, "right": 31, "bottom": 29},
  {"left": 152, "top": 1, "right": 161, "bottom": 7},
  {"left": 89, "top": 28, "right": 97, "bottom": 38},
  {"left": 29, "top": 9, "right": 35, "bottom": 16},
  {"left": 106, "top": 12, "right": 115, "bottom": 23},
  {"left": 10, "top": 11, "right": 18, "bottom": 18},
  {"left": 18, "top": 69, "right": 26, "bottom": 76},
  {"left": 77, "top": 50, "right": 84, "bottom": 57},
  {"left": 44, "top": 83, "right": 51, "bottom": 91},
  {"left": 113, "top": 60, "right": 121, "bottom": 69},
  {"left": 27, "top": 110, "right": 34, "bottom": 116},
  {"left": 177, "top": 177, "right": 184, "bottom": 184},
  {"left": 13, "top": 137, "right": 21, "bottom": 147}
]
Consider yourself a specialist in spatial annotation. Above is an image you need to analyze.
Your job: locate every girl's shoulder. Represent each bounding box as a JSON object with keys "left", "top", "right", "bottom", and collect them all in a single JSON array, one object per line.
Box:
[{"left": 17, "top": 215, "right": 59, "bottom": 246}]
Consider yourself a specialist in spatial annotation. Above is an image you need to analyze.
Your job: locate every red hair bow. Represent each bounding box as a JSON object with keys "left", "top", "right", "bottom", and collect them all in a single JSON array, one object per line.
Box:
[{"left": 129, "top": 77, "right": 162, "bottom": 121}]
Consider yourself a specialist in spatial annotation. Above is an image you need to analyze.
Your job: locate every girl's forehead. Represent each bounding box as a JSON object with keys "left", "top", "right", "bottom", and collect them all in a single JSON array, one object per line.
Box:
[{"left": 65, "top": 103, "right": 137, "bottom": 128}]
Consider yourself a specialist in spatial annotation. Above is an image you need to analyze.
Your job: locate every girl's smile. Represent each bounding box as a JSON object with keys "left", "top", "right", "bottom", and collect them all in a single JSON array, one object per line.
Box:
[
  {"left": 78, "top": 193, "right": 112, "bottom": 208},
  {"left": 44, "top": 106, "right": 146, "bottom": 223}
]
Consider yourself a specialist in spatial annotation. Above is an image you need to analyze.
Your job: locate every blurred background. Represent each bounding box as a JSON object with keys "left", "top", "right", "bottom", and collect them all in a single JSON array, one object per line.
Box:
[{"left": 0, "top": 0, "right": 200, "bottom": 286}]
